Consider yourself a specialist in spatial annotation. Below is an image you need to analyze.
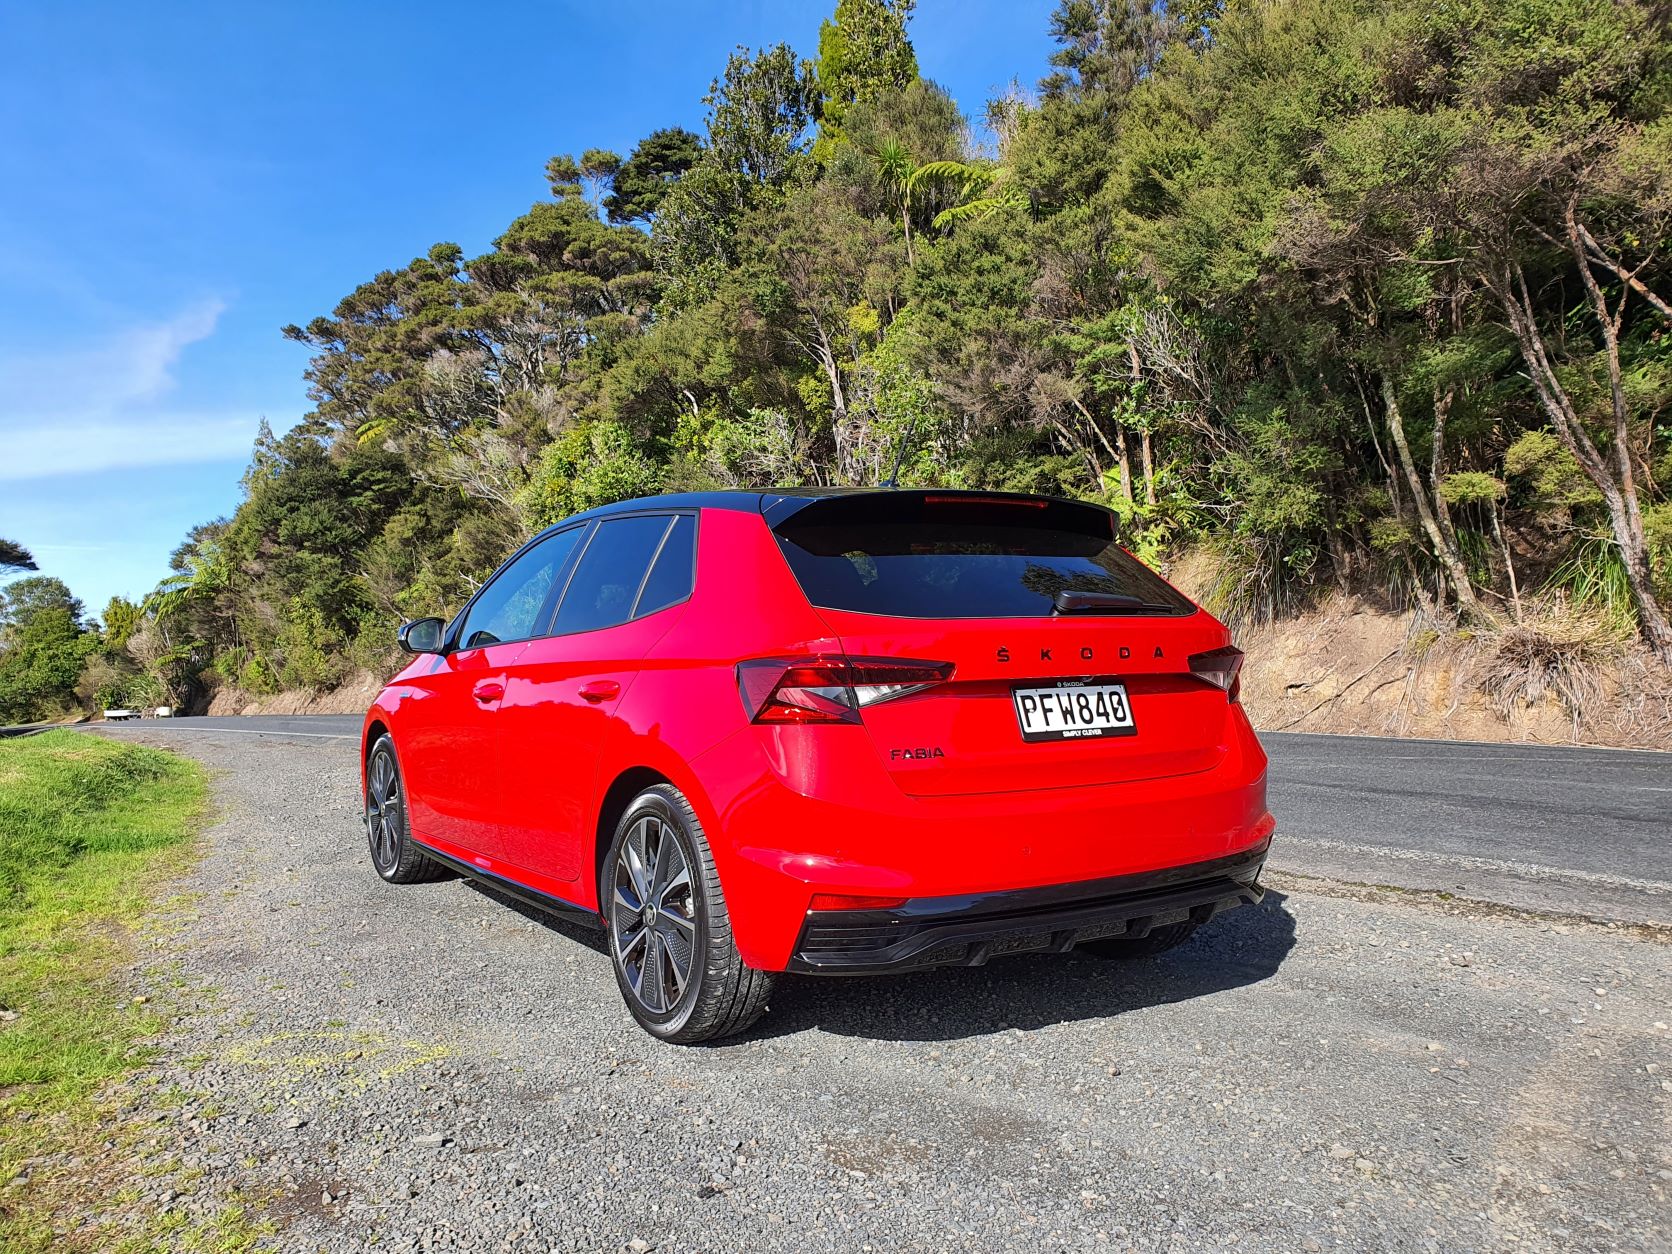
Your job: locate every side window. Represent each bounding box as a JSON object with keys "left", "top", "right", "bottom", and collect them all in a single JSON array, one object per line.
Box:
[
  {"left": 553, "top": 515, "right": 673, "bottom": 635},
  {"left": 632, "top": 513, "right": 696, "bottom": 619},
  {"left": 456, "top": 528, "right": 583, "bottom": 650}
]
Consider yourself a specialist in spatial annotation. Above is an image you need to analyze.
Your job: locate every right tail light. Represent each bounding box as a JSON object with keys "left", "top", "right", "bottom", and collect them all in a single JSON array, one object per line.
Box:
[{"left": 1188, "top": 646, "right": 1244, "bottom": 702}]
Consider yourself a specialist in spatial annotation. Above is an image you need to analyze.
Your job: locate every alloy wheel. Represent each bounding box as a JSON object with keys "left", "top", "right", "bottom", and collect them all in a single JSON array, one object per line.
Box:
[
  {"left": 610, "top": 814, "right": 697, "bottom": 1015},
  {"left": 366, "top": 749, "right": 401, "bottom": 872}
]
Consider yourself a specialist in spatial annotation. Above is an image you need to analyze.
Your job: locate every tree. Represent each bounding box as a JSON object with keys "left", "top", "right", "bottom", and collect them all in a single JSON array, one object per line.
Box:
[
  {"left": 0, "top": 539, "right": 35, "bottom": 577},
  {"left": 549, "top": 150, "right": 624, "bottom": 210},
  {"left": 814, "top": 0, "right": 919, "bottom": 158},
  {"left": 704, "top": 44, "right": 819, "bottom": 190},
  {"left": 1041, "top": 0, "right": 1176, "bottom": 101},
  {"left": 0, "top": 577, "right": 83, "bottom": 634},
  {"left": 606, "top": 128, "right": 703, "bottom": 224},
  {"left": 0, "top": 577, "right": 94, "bottom": 722},
  {"left": 100, "top": 596, "right": 145, "bottom": 653}
]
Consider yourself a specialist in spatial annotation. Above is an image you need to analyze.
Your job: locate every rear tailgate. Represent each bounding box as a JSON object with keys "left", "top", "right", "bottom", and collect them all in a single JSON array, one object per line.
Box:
[
  {"left": 819, "top": 609, "right": 1233, "bottom": 794},
  {"left": 767, "top": 491, "right": 1240, "bottom": 798}
]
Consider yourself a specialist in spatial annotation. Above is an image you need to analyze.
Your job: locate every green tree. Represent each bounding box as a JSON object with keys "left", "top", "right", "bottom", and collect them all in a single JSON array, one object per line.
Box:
[
  {"left": 0, "top": 539, "right": 35, "bottom": 577},
  {"left": 1042, "top": 0, "right": 1176, "bottom": 100},
  {"left": 606, "top": 128, "right": 703, "bottom": 224},
  {"left": 814, "top": 0, "right": 919, "bottom": 159},
  {"left": 0, "top": 577, "right": 83, "bottom": 633},
  {"left": 0, "top": 577, "right": 95, "bottom": 722},
  {"left": 704, "top": 43, "right": 819, "bottom": 189}
]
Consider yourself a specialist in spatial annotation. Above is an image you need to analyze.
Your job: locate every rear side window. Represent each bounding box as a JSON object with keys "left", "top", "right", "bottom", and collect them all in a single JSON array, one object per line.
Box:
[
  {"left": 772, "top": 494, "right": 1194, "bottom": 619},
  {"left": 554, "top": 514, "right": 673, "bottom": 634},
  {"left": 633, "top": 514, "right": 696, "bottom": 619}
]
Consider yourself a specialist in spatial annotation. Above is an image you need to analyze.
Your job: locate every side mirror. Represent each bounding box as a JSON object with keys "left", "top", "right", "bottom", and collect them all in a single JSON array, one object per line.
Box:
[{"left": 397, "top": 617, "right": 446, "bottom": 655}]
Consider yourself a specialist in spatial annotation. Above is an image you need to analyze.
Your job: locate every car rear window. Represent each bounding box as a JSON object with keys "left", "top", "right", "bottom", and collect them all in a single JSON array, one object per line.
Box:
[{"left": 770, "top": 493, "right": 1194, "bottom": 619}]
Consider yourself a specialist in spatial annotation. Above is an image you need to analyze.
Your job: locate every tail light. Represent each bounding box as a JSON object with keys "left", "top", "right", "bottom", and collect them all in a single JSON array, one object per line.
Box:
[
  {"left": 1189, "top": 646, "right": 1244, "bottom": 702},
  {"left": 737, "top": 656, "right": 953, "bottom": 725}
]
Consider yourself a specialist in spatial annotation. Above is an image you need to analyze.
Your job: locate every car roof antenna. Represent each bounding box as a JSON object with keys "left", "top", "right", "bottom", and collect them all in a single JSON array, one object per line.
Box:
[{"left": 881, "top": 420, "right": 917, "bottom": 489}]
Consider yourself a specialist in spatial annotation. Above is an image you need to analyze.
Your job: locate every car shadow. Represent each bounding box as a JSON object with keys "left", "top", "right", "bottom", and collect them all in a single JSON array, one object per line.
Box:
[
  {"left": 459, "top": 877, "right": 1296, "bottom": 1046},
  {"left": 753, "top": 890, "right": 1298, "bottom": 1044}
]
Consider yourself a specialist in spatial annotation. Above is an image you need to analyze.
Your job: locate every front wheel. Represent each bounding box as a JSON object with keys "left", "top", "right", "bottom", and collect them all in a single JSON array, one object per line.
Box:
[
  {"left": 365, "top": 734, "right": 449, "bottom": 884},
  {"left": 602, "top": 784, "right": 773, "bottom": 1044}
]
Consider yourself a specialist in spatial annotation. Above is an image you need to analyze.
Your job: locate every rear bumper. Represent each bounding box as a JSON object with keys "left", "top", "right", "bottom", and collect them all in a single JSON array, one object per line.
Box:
[
  {"left": 691, "top": 705, "right": 1273, "bottom": 970},
  {"left": 787, "top": 841, "right": 1268, "bottom": 974}
]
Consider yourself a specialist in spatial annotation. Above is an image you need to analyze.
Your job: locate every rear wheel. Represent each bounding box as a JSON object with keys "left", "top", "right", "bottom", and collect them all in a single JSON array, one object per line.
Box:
[
  {"left": 602, "top": 784, "right": 773, "bottom": 1044},
  {"left": 365, "top": 734, "right": 449, "bottom": 884},
  {"left": 1079, "top": 920, "right": 1200, "bottom": 960}
]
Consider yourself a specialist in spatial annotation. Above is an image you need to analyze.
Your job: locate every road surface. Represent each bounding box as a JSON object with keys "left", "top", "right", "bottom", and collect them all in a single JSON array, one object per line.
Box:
[{"left": 107, "top": 715, "right": 1672, "bottom": 925}]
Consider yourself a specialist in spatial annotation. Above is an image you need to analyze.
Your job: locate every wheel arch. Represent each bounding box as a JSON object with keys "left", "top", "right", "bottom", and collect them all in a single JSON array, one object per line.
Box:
[
  {"left": 362, "top": 716, "right": 392, "bottom": 781},
  {"left": 593, "top": 765, "right": 675, "bottom": 897},
  {"left": 590, "top": 751, "right": 733, "bottom": 903}
]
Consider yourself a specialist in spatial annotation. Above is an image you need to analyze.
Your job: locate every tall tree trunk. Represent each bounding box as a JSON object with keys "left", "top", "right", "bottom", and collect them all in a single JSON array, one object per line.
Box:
[
  {"left": 1429, "top": 385, "right": 1466, "bottom": 562},
  {"left": 1493, "top": 255, "right": 1672, "bottom": 662},
  {"left": 1126, "top": 345, "right": 1156, "bottom": 506},
  {"left": 1066, "top": 393, "right": 1128, "bottom": 503},
  {"left": 1489, "top": 501, "right": 1521, "bottom": 623},
  {"left": 1322, "top": 489, "right": 1352, "bottom": 592},
  {"left": 1381, "top": 378, "right": 1491, "bottom": 623},
  {"left": 1563, "top": 205, "right": 1672, "bottom": 662}
]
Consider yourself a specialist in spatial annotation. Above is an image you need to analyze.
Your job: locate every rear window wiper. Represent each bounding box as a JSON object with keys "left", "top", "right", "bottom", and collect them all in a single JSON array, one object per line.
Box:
[{"left": 1052, "top": 589, "right": 1179, "bottom": 615}]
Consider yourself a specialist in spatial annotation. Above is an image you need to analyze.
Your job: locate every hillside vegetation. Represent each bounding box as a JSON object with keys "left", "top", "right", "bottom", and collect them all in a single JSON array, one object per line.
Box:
[{"left": 5, "top": 0, "right": 1672, "bottom": 738}]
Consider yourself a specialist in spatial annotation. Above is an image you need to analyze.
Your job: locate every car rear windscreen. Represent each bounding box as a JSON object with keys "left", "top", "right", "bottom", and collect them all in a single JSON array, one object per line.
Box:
[{"left": 770, "top": 493, "right": 1195, "bottom": 619}]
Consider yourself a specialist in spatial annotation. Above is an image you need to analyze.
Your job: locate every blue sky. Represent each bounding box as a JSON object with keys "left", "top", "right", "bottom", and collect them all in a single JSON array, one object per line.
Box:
[{"left": 0, "top": 0, "right": 1056, "bottom": 618}]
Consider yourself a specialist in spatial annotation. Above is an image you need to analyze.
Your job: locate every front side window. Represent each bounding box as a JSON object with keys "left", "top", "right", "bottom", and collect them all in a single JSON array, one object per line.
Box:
[
  {"left": 553, "top": 514, "right": 675, "bottom": 634},
  {"left": 456, "top": 527, "right": 583, "bottom": 649}
]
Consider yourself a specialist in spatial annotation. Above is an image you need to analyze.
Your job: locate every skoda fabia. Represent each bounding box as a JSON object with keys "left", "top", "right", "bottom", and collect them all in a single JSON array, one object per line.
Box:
[{"left": 362, "top": 489, "right": 1274, "bottom": 1042}]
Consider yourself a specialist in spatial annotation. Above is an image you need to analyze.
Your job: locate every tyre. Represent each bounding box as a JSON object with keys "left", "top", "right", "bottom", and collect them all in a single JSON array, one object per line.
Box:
[
  {"left": 602, "top": 784, "right": 774, "bottom": 1044},
  {"left": 1079, "top": 920, "right": 1200, "bottom": 960},
  {"left": 365, "top": 734, "right": 449, "bottom": 884}
]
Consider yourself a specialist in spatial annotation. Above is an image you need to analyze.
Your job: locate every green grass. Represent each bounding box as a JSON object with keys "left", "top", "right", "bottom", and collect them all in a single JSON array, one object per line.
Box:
[{"left": 0, "top": 730, "right": 221, "bottom": 1250}]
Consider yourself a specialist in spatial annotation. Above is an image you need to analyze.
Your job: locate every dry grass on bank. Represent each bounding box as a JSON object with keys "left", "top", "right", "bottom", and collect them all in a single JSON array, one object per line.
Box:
[{"left": 1228, "top": 595, "right": 1671, "bottom": 750}]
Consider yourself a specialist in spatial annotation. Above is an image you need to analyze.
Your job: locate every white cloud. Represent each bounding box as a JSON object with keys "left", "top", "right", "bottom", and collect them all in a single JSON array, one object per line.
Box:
[
  {"left": 0, "top": 299, "right": 268, "bottom": 480},
  {"left": 0, "top": 414, "right": 262, "bottom": 481}
]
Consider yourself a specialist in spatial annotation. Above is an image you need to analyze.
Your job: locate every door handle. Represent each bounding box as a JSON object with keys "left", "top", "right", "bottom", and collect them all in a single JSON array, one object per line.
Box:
[
  {"left": 473, "top": 681, "right": 505, "bottom": 704},
  {"left": 579, "top": 679, "right": 621, "bottom": 703}
]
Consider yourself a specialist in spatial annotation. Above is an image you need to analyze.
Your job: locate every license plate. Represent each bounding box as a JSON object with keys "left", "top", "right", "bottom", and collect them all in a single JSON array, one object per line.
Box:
[{"left": 1011, "top": 679, "right": 1136, "bottom": 742}]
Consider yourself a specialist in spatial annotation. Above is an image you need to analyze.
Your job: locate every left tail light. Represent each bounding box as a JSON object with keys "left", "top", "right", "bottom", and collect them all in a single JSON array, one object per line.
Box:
[
  {"left": 1188, "top": 646, "right": 1244, "bottom": 702},
  {"left": 736, "top": 656, "right": 954, "bottom": 725}
]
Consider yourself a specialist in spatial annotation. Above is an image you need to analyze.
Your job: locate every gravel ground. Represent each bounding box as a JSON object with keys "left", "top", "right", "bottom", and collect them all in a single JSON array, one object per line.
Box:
[{"left": 57, "top": 729, "right": 1672, "bottom": 1251}]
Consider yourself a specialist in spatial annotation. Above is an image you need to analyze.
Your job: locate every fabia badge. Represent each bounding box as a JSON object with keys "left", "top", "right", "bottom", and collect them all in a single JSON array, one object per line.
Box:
[{"left": 889, "top": 747, "right": 946, "bottom": 761}]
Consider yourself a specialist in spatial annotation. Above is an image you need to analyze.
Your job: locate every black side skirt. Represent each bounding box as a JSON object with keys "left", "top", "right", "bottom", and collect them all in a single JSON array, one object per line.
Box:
[{"left": 415, "top": 842, "right": 606, "bottom": 931}]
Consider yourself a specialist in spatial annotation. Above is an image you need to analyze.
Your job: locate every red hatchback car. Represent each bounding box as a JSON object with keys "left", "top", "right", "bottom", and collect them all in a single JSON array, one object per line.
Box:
[{"left": 362, "top": 489, "right": 1273, "bottom": 1042}]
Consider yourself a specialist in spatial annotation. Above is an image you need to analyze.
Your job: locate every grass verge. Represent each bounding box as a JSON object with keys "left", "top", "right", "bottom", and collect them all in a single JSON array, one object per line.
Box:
[{"left": 0, "top": 730, "right": 248, "bottom": 1250}]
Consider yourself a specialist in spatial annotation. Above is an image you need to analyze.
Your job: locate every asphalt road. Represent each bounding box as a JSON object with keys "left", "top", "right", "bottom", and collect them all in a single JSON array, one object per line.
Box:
[{"left": 126, "top": 714, "right": 1672, "bottom": 925}]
